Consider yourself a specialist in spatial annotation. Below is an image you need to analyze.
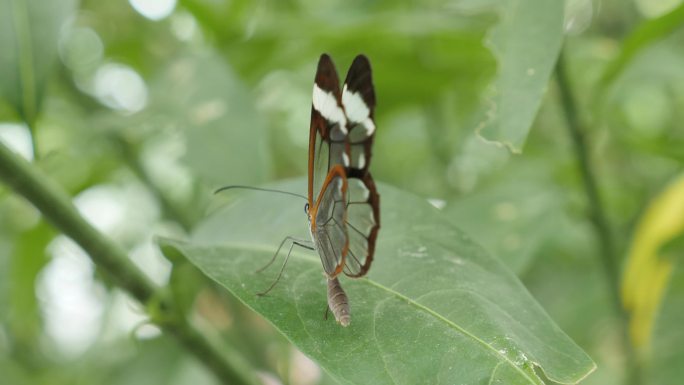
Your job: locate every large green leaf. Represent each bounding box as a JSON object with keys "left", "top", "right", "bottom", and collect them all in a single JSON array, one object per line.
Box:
[
  {"left": 160, "top": 179, "right": 595, "bottom": 385},
  {"left": 0, "top": 0, "right": 77, "bottom": 123},
  {"left": 475, "top": 0, "right": 564, "bottom": 153}
]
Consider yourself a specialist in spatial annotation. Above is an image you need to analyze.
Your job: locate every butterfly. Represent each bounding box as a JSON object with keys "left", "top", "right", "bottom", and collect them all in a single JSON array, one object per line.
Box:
[
  {"left": 225, "top": 54, "right": 380, "bottom": 327},
  {"left": 305, "top": 53, "right": 380, "bottom": 326}
]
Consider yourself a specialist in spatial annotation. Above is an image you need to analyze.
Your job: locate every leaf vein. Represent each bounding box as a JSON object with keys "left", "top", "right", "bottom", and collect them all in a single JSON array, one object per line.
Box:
[{"left": 364, "top": 280, "right": 539, "bottom": 384}]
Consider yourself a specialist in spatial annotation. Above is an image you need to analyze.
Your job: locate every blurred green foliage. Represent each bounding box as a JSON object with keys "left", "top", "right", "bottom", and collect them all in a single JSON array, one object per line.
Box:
[{"left": 1, "top": 0, "right": 684, "bottom": 384}]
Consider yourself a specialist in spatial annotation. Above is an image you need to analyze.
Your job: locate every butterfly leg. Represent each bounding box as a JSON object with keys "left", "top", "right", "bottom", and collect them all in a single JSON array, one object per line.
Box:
[
  {"left": 256, "top": 236, "right": 310, "bottom": 273},
  {"left": 257, "top": 238, "right": 314, "bottom": 296}
]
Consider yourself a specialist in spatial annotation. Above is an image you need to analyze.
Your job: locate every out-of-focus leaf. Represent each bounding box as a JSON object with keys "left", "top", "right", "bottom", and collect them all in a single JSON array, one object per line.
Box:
[
  {"left": 521, "top": 232, "right": 622, "bottom": 385},
  {"left": 621, "top": 174, "right": 684, "bottom": 348},
  {"left": 597, "top": 3, "right": 684, "bottom": 96},
  {"left": 8, "top": 221, "right": 53, "bottom": 346},
  {"left": 160, "top": 179, "right": 595, "bottom": 385},
  {"left": 180, "top": 1, "right": 495, "bottom": 200},
  {"left": 648, "top": 265, "right": 684, "bottom": 385},
  {"left": 0, "top": 236, "right": 10, "bottom": 319},
  {"left": 147, "top": 51, "right": 271, "bottom": 187},
  {"left": 182, "top": 0, "right": 495, "bottom": 115},
  {"left": 446, "top": 161, "right": 566, "bottom": 273},
  {"left": 0, "top": 0, "right": 77, "bottom": 124},
  {"left": 600, "top": 40, "right": 684, "bottom": 164},
  {"left": 103, "top": 337, "right": 219, "bottom": 385},
  {"left": 476, "top": 0, "right": 564, "bottom": 153},
  {"left": 660, "top": 232, "right": 684, "bottom": 256}
]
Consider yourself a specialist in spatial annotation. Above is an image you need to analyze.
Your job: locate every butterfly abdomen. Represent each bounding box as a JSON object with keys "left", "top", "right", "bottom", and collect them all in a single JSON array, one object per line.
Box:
[{"left": 327, "top": 277, "right": 350, "bottom": 327}]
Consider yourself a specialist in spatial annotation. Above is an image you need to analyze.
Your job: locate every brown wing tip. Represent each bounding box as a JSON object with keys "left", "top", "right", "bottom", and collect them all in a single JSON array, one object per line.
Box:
[
  {"left": 318, "top": 53, "right": 333, "bottom": 66},
  {"left": 315, "top": 53, "right": 341, "bottom": 94},
  {"left": 351, "top": 54, "right": 371, "bottom": 69},
  {"left": 344, "top": 54, "right": 375, "bottom": 109}
]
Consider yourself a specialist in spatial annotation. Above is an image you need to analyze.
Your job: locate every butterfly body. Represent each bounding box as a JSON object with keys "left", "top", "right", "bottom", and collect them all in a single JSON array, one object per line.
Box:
[{"left": 307, "top": 54, "right": 380, "bottom": 326}]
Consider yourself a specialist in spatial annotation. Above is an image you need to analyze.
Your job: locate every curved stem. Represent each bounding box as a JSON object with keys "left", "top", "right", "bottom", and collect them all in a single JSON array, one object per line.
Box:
[
  {"left": 0, "top": 142, "right": 261, "bottom": 385},
  {"left": 555, "top": 50, "right": 641, "bottom": 385}
]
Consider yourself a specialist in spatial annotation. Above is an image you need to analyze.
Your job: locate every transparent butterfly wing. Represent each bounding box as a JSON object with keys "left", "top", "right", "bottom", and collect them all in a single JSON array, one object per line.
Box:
[
  {"left": 312, "top": 166, "right": 348, "bottom": 276},
  {"left": 309, "top": 54, "right": 380, "bottom": 279},
  {"left": 342, "top": 175, "right": 379, "bottom": 276},
  {"left": 309, "top": 55, "right": 351, "bottom": 277},
  {"left": 309, "top": 54, "right": 350, "bottom": 206},
  {"left": 340, "top": 55, "right": 380, "bottom": 278}
]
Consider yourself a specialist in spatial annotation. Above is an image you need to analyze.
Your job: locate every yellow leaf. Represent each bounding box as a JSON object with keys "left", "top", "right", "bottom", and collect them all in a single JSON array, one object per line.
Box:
[{"left": 622, "top": 174, "right": 684, "bottom": 349}]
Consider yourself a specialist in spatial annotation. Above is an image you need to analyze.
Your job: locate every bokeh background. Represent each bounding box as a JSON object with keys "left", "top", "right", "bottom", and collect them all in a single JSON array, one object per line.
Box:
[{"left": 1, "top": 0, "right": 683, "bottom": 384}]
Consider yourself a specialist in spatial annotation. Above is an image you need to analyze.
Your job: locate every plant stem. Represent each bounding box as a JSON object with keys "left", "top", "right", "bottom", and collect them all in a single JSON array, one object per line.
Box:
[
  {"left": 0, "top": 142, "right": 261, "bottom": 385},
  {"left": 26, "top": 120, "right": 39, "bottom": 160},
  {"left": 555, "top": 52, "right": 620, "bottom": 301},
  {"left": 555, "top": 50, "right": 641, "bottom": 385}
]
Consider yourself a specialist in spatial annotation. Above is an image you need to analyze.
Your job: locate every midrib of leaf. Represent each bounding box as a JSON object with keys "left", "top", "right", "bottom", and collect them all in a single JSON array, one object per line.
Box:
[
  {"left": 12, "top": 0, "right": 37, "bottom": 125},
  {"left": 201, "top": 240, "right": 539, "bottom": 384},
  {"left": 363, "top": 279, "right": 538, "bottom": 384}
]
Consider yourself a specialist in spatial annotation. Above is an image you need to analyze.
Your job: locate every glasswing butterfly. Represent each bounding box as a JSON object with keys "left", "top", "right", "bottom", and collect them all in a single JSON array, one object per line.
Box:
[
  {"left": 217, "top": 54, "right": 380, "bottom": 327},
  {"left": 305, "top": 53, "right": 380, "bottom": 326}
]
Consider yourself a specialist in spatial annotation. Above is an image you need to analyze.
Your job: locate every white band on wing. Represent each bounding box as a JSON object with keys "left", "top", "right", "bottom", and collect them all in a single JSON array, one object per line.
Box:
[
  {"left": 313, "top": 84, "right": 348, "bottom": 134},
  {"left": 342, "top": 85, "right": 375, "bottom": 135}
]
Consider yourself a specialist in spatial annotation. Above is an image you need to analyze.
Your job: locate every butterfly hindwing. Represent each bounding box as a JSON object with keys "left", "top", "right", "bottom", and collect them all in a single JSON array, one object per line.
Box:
[
  {"left": 342, "top": 174, "right": 379, "bottom": 277},
  {"left": 312, "top": 165, "right": 349, "bottom": 276}
]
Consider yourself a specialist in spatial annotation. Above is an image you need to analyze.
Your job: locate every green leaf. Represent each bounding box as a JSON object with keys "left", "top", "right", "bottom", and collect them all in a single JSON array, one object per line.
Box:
[
  {"left": 0, "top": 0, "right": 77, "bottom": 124},
  {"left": 446, "top": 161, "right": 567, "bottom": 274},
  {"left": 476, "top": 0, "right": 564, "bottom": 153},
  {"left": 160, "top": 179, "right": 595, "bottom": 385},
  {"left": 597, "top": 3, "right": 684, "bottom": 94},
  {"left": 104, "top": 337, "right": 220, "bottom": 385},
  {"left": 8, "top": 221, "right": 53, "bottom": 346},
  {"left": 649, "top": 264, "right": 684, "bottom": 385},
  {"left": 521, "top": 237, "right": 619, "bottom": 385}
]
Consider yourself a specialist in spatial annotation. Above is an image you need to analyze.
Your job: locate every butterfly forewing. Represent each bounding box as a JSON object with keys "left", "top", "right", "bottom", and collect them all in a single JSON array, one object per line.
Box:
[
  {"left": 342, "top": 55, "right": 376, "bottom": 174},
  {"left": 309, "top": 55, "right": 350, "bottom": 206},
  {"left": 339, "top": 55, "right": 380, "bottom": 277}
]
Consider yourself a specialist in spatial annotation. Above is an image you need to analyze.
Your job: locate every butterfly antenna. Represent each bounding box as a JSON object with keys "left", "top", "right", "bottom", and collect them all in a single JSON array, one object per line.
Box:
[{"left": 214, "top": 185, "right": 307, "bottom": 201}]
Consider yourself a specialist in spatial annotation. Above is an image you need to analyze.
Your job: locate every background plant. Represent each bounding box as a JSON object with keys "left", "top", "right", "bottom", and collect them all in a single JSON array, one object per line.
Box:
[{"left": 1, "top": 0, "right": 683, "bottom": 384}]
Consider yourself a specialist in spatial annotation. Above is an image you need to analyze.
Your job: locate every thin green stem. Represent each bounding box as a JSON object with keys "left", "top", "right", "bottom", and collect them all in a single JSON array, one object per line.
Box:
[
  {"left": 11, "top": 0, "right": 39, "bottom": 158},
  {"left": 0, "top": 142, "right": 261, "bottom": 385},
  {"left": 555, "top": 50, "right": 641, "bottom": 385},
  {"left": 556, "top": 52, "right": 619, "bottom": 294},
  {"left": 27, "top": 121, "right": 38, "bottom": 160},
  {"left": 13, "top": 0, "right": 36, "bottom": 122}
]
